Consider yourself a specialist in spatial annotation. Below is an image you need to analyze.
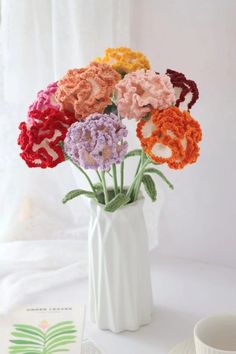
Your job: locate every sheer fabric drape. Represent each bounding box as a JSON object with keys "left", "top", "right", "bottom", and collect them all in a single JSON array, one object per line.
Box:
[
  {"left": 0, "top": 0, "right": 166, "bottom": 311},
  {"left": 0, "top": 0, "right": 131, "bottom": 243}
]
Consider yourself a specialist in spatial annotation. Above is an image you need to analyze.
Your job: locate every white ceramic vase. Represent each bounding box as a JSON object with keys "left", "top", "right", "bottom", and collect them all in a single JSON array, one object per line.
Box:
[{"left": 88, "top": 197, "right": 153, "bottom": 333}]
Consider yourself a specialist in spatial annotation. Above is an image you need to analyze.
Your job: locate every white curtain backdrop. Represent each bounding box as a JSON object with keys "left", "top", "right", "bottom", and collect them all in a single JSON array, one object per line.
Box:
[
  {"left": 0, "top": 0, "right": 131, "bottom": 242},
  {"left": 1, "top": 0, "right": 236, "bottom": 313},
  {"left": 0, "top": 0, "right": 165, "bottom": 310},
  {"left": 130, "top": 0, "right": 236, "bottom": 268},
  {"left": 0, "top": 0, "right": 161, "bottom": 243},
  {"left": 0, "top": 0, "right": 133, "bottom": 312}
]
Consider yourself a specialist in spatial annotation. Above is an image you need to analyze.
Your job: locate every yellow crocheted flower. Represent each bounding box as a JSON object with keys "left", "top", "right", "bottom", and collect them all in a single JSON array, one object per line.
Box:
[{"left": 95, "top": 47, "right": 150, "bottom": 74}]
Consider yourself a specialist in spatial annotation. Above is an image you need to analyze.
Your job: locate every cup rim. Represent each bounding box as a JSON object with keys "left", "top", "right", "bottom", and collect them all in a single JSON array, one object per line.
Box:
[{"left": 194, "top": 314, "right": 236, "bottom": 353}]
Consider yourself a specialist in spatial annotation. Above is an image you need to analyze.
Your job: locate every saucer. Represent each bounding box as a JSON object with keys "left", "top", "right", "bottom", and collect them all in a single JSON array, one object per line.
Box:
[{"left": 168, "top": 338, "right": 195, "bottom": 354}]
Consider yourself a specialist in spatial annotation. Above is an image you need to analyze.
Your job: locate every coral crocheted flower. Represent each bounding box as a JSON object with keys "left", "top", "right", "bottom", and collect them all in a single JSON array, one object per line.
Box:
[
  {"left": 55, "top": 62, "right": 120, "bottom": 120},
  {"left": 64, "top": 113, "right": 128, "bottom": 170},
  {"left": 18, "top": 108, "right": 76, "bottom": 168},
  {"left": 166, "top": 69, "right": 199, "bottom": 111},
  {"left": 28, "top": 82, "right": 60, "bottom": 125},
  {"left": 137, "top": 106, "right": 202, "bottom": 169},
  {"left": 115, "top": 70, "right": 176, "bottom": 120},
  {"left": 94, "top": 47, "right": 150, "bottom": 74}
]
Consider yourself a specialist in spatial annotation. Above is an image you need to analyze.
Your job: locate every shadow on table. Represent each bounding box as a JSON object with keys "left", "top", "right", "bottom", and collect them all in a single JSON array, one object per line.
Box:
[{"left": 123, "top": 306, "right": 199, "bottom": 353}]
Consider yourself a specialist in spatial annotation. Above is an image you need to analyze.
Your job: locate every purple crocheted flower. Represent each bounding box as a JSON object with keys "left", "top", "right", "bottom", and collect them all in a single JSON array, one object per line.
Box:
[
  {"left": 64, "top": 113, "right": 128, "bottom": 170},
  {"left": 29, "top": 82, "right": 59, "bottom": 113}
]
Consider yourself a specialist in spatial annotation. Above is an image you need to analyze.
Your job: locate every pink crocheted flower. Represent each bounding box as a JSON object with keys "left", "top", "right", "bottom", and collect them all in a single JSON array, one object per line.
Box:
[
  {"left": 56, "top": 62, "right": 121, "bottom": 120},
  {"left": 115, "top": 70, "right": 176, "bottom": 120},
  {"left": 29, "top": 82, "right": 59, "bottom": 112},
  {"left": 27, "top": 82, "right": 60, "bottom": 125}
]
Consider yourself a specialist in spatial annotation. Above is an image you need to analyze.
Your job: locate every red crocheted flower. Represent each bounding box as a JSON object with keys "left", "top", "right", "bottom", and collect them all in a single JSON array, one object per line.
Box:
[
  {"left": 18, "top": 108, "right": 76, "bottom": 168},
  {"left": 166, "top": 69, "right": 199, "bottom": 111},
  {"left": 137, "top": 107, "right": 202, "bottom": 169}
]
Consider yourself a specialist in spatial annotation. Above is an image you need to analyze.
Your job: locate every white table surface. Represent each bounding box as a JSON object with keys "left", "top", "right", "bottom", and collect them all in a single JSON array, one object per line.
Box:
[{"left": 4, "top": 249, "right": 236, "bottom": 354}]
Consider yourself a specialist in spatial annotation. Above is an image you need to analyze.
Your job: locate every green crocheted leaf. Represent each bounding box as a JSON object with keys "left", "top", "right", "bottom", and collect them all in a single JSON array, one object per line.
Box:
[
  {"left": 145, "top": 167, "right": 174, "bottom": 189},
  {"left": 93, "top": 182, "right": 103, "bottom": 192},
  {"left": 62, "top": 189, "right": 95, "bottom": 204},
  {"left": 104, "top": 102, "right": 117, "bottom": 114},
  {"left": 125, "top": 149, "right": 142, "bottom": 159},
  {"left": 104, "top": 193, "right": 130, "bottom": 212},
  {"left": 142, "top": 174, "right": 157, "bottom": 202}
]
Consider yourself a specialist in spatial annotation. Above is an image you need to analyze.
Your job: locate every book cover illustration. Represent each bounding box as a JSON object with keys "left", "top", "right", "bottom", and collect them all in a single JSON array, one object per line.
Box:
[
  {"left": 0, "top": 305, "right": 85, "bottom": 354},
  {"left": 9, "top": 320, "right": 77, "bottom": 353}
]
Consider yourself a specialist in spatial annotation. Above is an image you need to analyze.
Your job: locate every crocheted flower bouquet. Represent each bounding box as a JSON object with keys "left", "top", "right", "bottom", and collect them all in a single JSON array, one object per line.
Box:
[{"left": 18, "top": 47, "right": 202, "bottom": 212}]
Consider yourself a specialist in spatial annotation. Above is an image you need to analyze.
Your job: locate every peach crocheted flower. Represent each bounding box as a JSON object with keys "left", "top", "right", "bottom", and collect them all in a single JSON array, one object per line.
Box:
[
  {"left": 115, "top": 70, "right": 176, "bottom": 120},
  {"left": 95, "top": 47, "right": 150, "bottom": 74},
  {"left": 56, "top": 62, "right": 120, "bottom": 120},
  {"left": 137, "top": 107, "right": 202, "bottom": 169}
]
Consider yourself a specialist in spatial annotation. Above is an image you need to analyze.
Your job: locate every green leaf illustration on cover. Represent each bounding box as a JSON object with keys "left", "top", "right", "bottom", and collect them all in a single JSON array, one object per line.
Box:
[{"left": 9, "top": 320, "right": 77, "bottom": 354}]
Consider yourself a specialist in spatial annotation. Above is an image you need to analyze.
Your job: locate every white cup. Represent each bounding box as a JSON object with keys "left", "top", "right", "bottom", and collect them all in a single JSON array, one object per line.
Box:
[{"left": 194, "top": 315, "right": 236, "bottom": 354}]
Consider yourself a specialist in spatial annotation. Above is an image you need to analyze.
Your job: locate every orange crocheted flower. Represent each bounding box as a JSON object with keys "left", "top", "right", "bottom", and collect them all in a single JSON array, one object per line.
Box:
[
  {"left": 95, "top": 47, "right": 150, "bottom": 74},
  {"left": 56, "top": 62, "right": 120, "bottom": 120},
  {"left": 137, "top": 107, "right": 202, "bottom": 169}
]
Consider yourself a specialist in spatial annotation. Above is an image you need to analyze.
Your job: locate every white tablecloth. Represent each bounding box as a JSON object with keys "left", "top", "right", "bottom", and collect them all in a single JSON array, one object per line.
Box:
[{"left": 0, "top": 242, "right": 236, "bottom": 354}]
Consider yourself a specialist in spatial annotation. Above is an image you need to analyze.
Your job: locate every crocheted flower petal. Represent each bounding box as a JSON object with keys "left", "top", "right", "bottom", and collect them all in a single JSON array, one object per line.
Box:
[
  {"left": 116, "top": 70, "right": 175, "bottom": 120},
  {"left": 138, "top": 107, "right": 202, "bottom": 169},
  {"left": 19, "top": 126, "right": 65, "bottom": 168},
  {"left": 166, "top": 112, "right": 202, "bottom": 169},
  {"left": 150, "top": 142, "right": 173, "bottom": 159},
  {"left": 141, "top": 119, "right": 156, "bottom": 139},
  {"left": 145, "top": 134, "right": 179, "bottom": 164},
  {"left": 56, "top": 62, "right": 120, "bottom": 120},
  {"left": 168, "top": 137, "right": 200, "bottom": 169},
  {"left": 136, "top": 117, "right": 157, "bottom": 146},
  {"left": 18, "top": 109, "right": 76, "bottom": 168},
  {"left": 81, "top": 150, "right": 99, "bottom": 169},
  {"left": 166, "top": 69, "right": 199, "bottom": 111},
  {"left": 95, "top": 47, "right": 150, "bottom": 74},
  {"left": 28, "top": 82, "right": 59, "bottom": 114},
  {"left": 64, "top": 113, "right": 128, "bottom": 171}
]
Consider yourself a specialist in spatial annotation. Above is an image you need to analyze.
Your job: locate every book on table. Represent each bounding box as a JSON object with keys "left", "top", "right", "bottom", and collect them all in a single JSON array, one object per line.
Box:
[{"left": 0, "top": 304, "right": 85, "bottom": 354}]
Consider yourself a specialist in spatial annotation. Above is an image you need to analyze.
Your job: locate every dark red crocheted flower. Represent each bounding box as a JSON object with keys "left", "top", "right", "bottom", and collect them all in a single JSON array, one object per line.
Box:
[
  {"left": 18, "top": 108, "right": 76, "bottom": 168},
  {"left": 166, "top": 69, "right": 199, "bottom": 110}
]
